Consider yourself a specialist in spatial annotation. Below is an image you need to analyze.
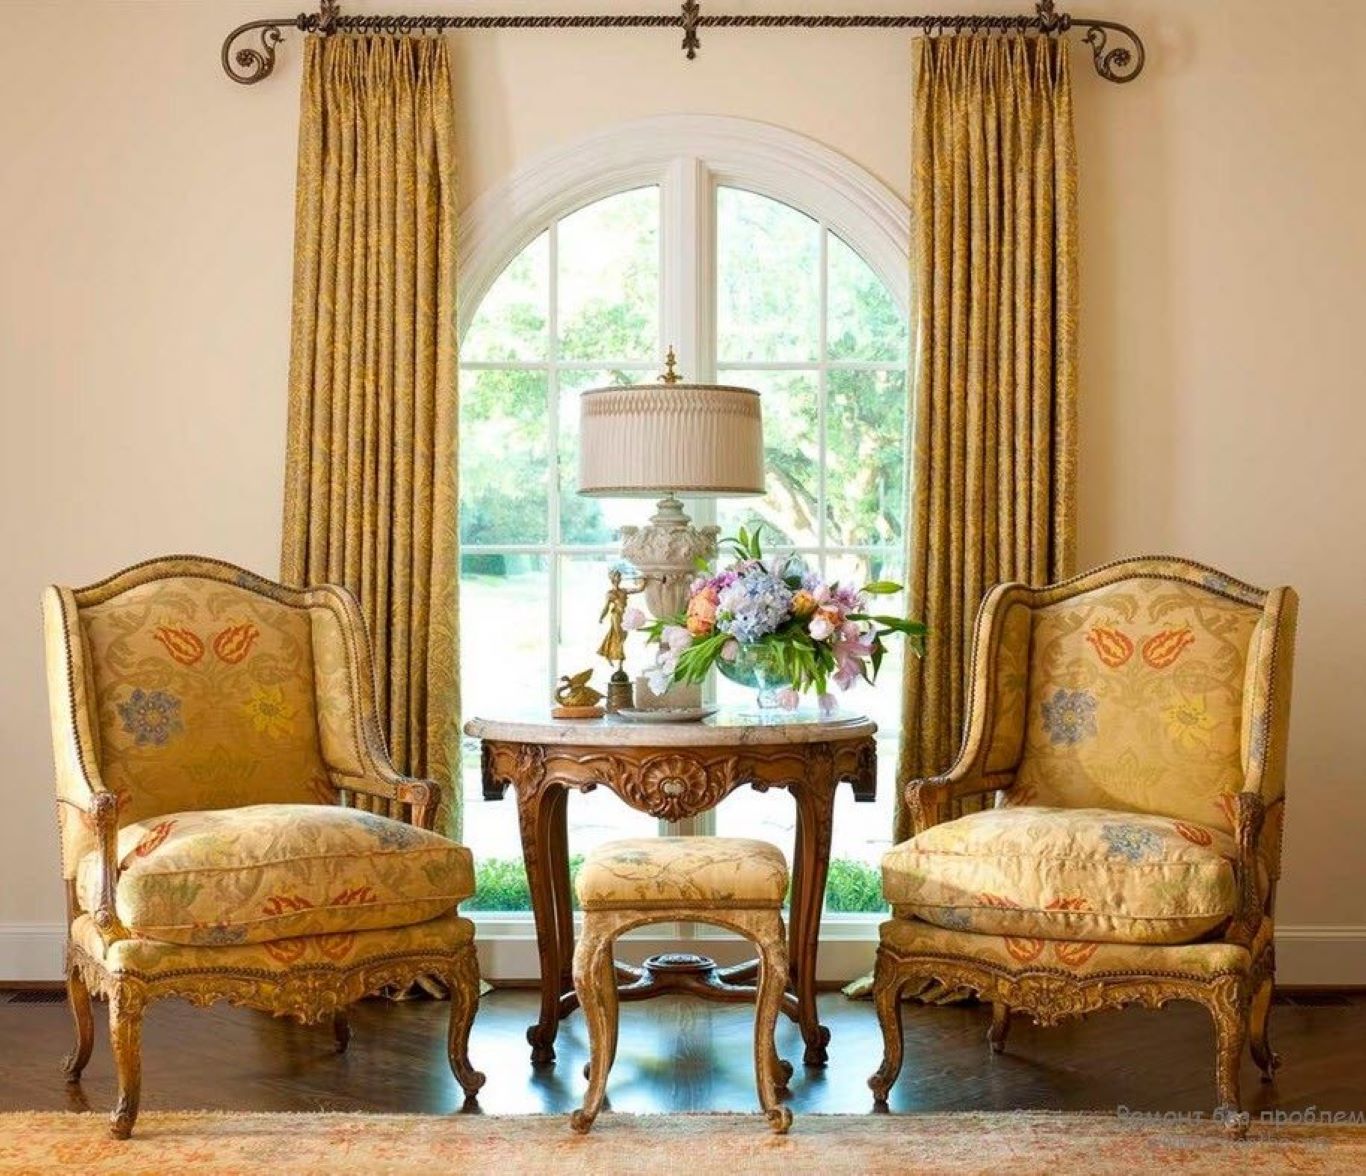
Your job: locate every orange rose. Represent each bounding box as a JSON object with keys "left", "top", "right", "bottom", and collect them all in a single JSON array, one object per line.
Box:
[
  {"left": 791, "top": 590, "right": 818, "bottom": 619},
  {"left": 686, "top": 587, "right": 718, "bottom": 636}
]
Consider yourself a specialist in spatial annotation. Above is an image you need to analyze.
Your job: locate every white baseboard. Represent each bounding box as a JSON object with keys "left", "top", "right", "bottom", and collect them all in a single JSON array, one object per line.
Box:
[
  {"left": 0, "top": 924, "right": 66, "bottom": 982},
  {"left": 3, "top": 921, "right": 1363, "bottom": 988}
]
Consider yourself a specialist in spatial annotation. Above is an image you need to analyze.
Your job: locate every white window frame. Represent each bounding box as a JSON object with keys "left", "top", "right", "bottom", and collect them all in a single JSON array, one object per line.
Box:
[{"left": 459, "top": 116, "right": 913, "bottom": 979}]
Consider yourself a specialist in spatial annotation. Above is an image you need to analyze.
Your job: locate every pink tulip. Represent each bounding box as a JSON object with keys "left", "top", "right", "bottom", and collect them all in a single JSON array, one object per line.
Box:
[
  {"left": 720, "top": 639, "right": 740, "bottom": 663},
  {"left": 623, "top": 607, "right": 646, "bottom": 631},
  {"left": 776, "top": 688, "right": 800, "bottom": 711}
]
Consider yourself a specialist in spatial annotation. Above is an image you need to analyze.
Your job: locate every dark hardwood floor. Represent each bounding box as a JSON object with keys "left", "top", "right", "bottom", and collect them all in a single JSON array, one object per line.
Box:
[{"left": 2, "top": 988, "right": 1363, "bottom": 1120}]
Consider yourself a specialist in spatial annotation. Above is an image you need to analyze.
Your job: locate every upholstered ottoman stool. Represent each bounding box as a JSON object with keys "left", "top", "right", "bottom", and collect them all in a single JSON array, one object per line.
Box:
[{"left": 569, "top": 836, "right": 793, "bottom": 1134}]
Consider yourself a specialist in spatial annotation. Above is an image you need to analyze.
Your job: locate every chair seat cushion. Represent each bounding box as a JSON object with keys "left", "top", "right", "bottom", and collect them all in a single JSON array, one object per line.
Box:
[
  {"left": 76, "top": 804, "right": 474, "bottom": 946},
  {"left": 70, "top": 909, "right": 476, "bottom": 979},
  {"left": 881, "top": 806, "right": 1239, "bottom": 945},
  {"left": 576, "top": 837, "right": 789, "bottom": 910}
]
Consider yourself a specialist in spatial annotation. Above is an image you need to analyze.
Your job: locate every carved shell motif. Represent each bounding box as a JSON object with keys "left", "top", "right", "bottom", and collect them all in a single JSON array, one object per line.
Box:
[{"left": 627, "top": 754, "right": 731, "bottom": 822}]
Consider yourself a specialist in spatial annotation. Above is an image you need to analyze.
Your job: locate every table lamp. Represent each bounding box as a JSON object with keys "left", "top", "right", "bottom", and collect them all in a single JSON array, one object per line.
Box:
[{"left": 577, "top": 348, "right": 765, "bottom": 620}]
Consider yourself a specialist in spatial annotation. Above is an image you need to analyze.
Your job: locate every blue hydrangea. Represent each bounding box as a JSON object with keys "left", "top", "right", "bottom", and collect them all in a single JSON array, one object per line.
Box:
[{"left": 716, "top": 569, "right": 794, "bottom": 644}]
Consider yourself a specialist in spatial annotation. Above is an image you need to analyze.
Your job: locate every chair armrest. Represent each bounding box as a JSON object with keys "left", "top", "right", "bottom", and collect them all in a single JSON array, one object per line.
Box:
[
  {"left": 1227, "top": 790, "right": 1269, "bottom": 944},
  {"left": 905, "top": 768, "right": 1017, "bottom": 835},
  {"left": 58, "top": 791, "right": 130, "bottom": 943},
  {"left": 339, "top": 766, "right": 440, "bottom": 831}
]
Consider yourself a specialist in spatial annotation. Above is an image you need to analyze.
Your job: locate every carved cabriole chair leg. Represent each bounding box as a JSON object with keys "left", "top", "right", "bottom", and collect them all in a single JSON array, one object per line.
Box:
[
  {"left": 332, "top": 1011, "right": 351, "bottom": 1054},
  {"left": 988, "top": 1001, "right": 1011, "bottom": 1053},
  {"left": 1249, "top": 975, "right": 1280, "bottom": 1083},
  {"left": 868, "top": 957, "right": 906, "bottom": 1107},
  {"left": 1210, "top": 977, "right": 1250, "bottom": 1138},
  {"left": 570, "top": 930, "right": 618, "bottom": 1134},
  {"left": 447, "top": 949, "right": 487, "bottom": 1099},
  {"left": 108, "top": 984, "right": 145, "bottom": 1140},
  {"left": 751, "top": 911, "right": 793, "bottom": 1135},
  {"left": 62, "top": 960, "right": 94, "bottom": 1083}
]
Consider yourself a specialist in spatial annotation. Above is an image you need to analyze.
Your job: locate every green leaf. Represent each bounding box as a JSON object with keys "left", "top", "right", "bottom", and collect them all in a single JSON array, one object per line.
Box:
[{"left": 860, "top": 580, "right": 903, "bottom": 596}]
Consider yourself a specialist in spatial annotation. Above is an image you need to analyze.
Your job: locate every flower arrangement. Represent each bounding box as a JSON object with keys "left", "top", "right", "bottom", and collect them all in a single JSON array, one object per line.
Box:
[{"left": 632, "top": 526, "right": 925, "bottom": 710}]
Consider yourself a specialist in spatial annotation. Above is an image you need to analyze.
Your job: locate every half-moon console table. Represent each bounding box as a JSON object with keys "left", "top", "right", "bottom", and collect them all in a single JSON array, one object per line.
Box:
[{"left": 465, "top": 711, "right": 878, "bottom": 1067}]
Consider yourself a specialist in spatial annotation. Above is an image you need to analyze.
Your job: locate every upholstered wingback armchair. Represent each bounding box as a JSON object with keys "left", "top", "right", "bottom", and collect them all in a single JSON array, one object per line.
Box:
[
  {"left": 44, "top": 556, "right": 484, "bottom": 1138},
  {"left": 869, "top": 557, "right": 1297, "bottom": 1133}
]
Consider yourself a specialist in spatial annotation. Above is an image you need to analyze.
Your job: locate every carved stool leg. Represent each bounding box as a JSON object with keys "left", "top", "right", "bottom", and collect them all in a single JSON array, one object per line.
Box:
[
  {"left": 988, "top": 1001, "right": 1011, "bottom": 1054},
  {"left": 108, "top": 985, "right": 144, "bottom": 1140},
  {"left": 868, "top": 953, "right": 906, "bottom": 1107},
  {"left": 752, "top": 911, "right": 793, "bottom": 1134},
  {"left": 1209, "top": 979, "right": 1250, "bottom": 1138},
  {"left": 63, "top": 960, "right": 94, "bottom": 1083},
  {"left": 447, "top": 949, "right": 487, "bottom": 1099},
  {"left": 1249, "top": 975, "right": 1280, "bottom": 1083},
  {"left": 332, "top": 1011, "right": 351, "bottom": 1054},
  {"left": 570, "top": 926, "right": 619, "bottom": 1134}
]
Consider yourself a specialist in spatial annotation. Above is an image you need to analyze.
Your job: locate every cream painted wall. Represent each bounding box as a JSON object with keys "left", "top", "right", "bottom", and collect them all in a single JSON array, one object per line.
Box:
[{"left": 1, "top": 2, "right": 1363, "bottom": 976}]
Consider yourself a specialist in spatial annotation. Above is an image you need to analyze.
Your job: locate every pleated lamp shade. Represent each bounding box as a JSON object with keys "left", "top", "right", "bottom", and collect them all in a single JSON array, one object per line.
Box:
[{"left": 577, "top": 383, "right": 765, "bottom": 498}]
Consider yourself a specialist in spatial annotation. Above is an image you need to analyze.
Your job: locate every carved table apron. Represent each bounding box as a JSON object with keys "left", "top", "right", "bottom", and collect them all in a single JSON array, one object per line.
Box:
[{"left": 467, "top": 712, "right": 877, "bottom": 1067}]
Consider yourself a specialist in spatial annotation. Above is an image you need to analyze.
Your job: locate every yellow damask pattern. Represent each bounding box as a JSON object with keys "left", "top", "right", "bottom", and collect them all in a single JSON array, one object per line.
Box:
[
  {"left": 69, "top": 909, "right": 474, "bottom": 976},
  {"left": 1010, "top": 578, "right": 1260, "bottom": 830},
  {"left": 576, "top": 837, "right": 789, "bottom": 910},
  {"left": 75, "top": 804, "right": 473, "bottom": 947},
  {"left": 281, "top": 34, "right": 462, "bottom": 838},
  {"left": 882, "top": 806, "right": 1239, "bottom": 945},
  {"left": 78, "top": 576, "right": 331, "bottom": 830},
  {"left": 897, "top": 34, "right": 1079, "bottom": 839}
]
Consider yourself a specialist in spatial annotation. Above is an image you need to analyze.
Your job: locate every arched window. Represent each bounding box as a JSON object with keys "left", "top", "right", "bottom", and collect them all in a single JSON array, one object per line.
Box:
[{"left": 458, "top": 117, "right": 911, "bottom": 920}]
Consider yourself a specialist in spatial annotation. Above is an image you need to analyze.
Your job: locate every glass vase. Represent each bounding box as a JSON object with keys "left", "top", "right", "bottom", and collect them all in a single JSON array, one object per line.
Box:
[{"left": 717, "top": 642, "right": 792, "bottom": 711}]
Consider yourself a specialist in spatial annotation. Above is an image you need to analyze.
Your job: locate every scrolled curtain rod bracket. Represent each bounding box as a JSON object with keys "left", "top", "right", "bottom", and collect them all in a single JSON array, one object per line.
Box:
[{"left": 220, "top": 0, "right": 1146, "bottom": 86}]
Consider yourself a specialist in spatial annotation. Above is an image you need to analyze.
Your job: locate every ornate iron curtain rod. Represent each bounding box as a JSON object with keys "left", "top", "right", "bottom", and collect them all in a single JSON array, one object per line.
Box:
[{"left": 223, "top": 0, "right": 1145, "bottom": 87}]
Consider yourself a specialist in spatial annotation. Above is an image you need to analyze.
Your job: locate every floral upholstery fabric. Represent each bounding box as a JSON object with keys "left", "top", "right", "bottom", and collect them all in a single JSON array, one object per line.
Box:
[
  {"left": 878, "top": 913, "right": 1272, "bottom": 980},
  {"left": 77, "top": 575, "right": 333, "bottom": 831},
  {"left": 1009, "top": 577, "right": 1263, "bottom": 831},
  {"left": 70, "top": 909, "right": 474, "bottom": 977},
  {"left": 76, "top": 804, "right": 474, "bottom": 946},
  {"left": 576, "top": 837, "right": 789, "bottom": 910},
  {"left": 882, "top": 806, "right": 1239, "bottom": 945}
]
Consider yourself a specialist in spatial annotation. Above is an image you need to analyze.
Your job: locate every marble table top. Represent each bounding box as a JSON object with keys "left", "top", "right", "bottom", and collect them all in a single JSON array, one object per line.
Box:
[{"left": 463, "top": 708, "right": 878, "bottom": 747}]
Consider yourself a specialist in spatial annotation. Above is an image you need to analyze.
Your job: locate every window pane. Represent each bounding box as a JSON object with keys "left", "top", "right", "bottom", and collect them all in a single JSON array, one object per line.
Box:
[
  {"left": 460, "top": 552, "right": 550, "bottom": 711},
  {"left": 717, "top": 188, "right": 820, "bottom": 362},
  {"left": 827, "top": 231, "right": 908, "bottom": 363},
  {"left": 558, "top": 369, "right": 650, "bottom": 546},
  {"left": 558, "top": 187, "right": 660, "bottom": 362},
  {"left": 825, "top": 732, "right": 898, "bottom": 913},
  {"left": 462, "top": 231, "right": 549, "bottom": 361},
  {"left": 716, "top": 369, "right": 819, "bottom": 547},
  {"left": 824, "top": 368, "right": 907, "bottom": 548},
  {"left": 459, "top": 368, "right": 550, "bottom": 545}
]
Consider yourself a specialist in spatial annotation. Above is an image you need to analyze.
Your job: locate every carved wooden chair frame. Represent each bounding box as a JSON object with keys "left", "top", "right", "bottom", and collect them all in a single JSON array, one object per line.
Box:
[
  {"left": 45, "top": 556, "right": 485, "bottom": 1138},
  {"left": 867, "top": 557, "right": 1297, "bottom": 1136}
]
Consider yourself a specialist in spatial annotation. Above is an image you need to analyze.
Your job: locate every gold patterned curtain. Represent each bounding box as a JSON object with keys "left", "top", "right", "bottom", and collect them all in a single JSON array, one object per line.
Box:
[
  {"left": 281, "top": 35, "right": 461, "bottom": 836},
  {"left": 895, "top": 34, "right": 1078, "bottom": 841}
]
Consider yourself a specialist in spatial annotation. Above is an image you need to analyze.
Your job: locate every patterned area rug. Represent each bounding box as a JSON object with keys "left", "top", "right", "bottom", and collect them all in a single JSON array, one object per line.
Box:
[{"left": 1, "top": 1111, "right": 1362, "bottom": 1174}]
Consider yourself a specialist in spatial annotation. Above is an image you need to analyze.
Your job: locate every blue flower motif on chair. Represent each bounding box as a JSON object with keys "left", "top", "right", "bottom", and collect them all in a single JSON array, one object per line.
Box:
[
  {"left": 1102, "top": 823, "right": 1162, "bottom": 862},
  {"left": 117, "top": 688, "right": 183, "bottom": 747},
  {"left": 353, "top": 810, "right": 423, "bottom": 849},
  {"left": 1041, "top": 688, "right": 1098, "bottom": 746}
]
